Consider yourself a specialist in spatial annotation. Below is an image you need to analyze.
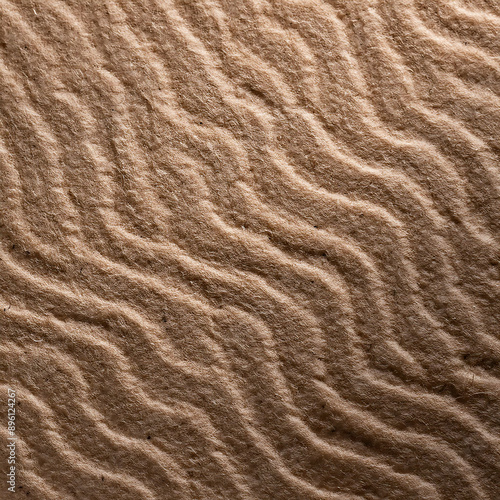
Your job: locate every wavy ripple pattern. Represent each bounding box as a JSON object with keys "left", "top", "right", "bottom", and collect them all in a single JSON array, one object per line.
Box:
[{"left": 1, "top": 0, "right": 499, "bottom": 498}]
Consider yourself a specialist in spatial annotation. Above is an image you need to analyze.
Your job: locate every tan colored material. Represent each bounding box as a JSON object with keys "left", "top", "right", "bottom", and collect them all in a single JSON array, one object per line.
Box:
[{"left": 1, "top": 1, "right": 500, "bottom": 498}]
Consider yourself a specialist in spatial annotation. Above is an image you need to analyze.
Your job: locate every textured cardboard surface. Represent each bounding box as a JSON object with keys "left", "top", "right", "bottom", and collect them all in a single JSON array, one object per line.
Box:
[{"left": 1, "top": 1, "right": 500, "bottom": 499}]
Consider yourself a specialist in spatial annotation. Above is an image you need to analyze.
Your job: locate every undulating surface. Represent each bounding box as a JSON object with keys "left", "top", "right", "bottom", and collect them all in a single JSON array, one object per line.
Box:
[{"left": 1, "top": 0, "right": 500, "bottom": 499}]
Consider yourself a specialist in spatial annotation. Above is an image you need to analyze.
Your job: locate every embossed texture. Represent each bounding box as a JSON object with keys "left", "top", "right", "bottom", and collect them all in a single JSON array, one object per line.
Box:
[{"left": 1, "top": 1, "right": 500, "bottom": 499}]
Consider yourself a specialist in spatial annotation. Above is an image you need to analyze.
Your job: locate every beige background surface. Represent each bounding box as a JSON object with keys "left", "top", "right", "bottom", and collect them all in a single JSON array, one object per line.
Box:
[{"left": 1, "top": 0, "right": 500, "bottom": 499}]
